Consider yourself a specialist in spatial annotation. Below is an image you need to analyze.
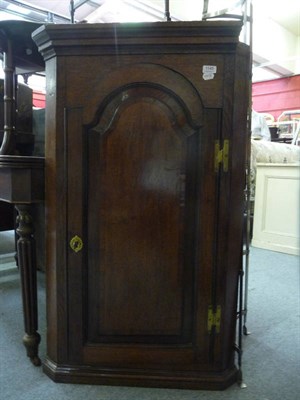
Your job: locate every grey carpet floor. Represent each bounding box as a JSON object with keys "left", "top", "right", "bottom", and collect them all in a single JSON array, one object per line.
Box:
[
  {"left": 0, "top": 230, "right": 16, "bottom": 271},
  {"left": 0, "top": 246, "right": 299, "bottom": 400},
  {"left": 0, "top": 230, "right": 15, "bottom": 255}
]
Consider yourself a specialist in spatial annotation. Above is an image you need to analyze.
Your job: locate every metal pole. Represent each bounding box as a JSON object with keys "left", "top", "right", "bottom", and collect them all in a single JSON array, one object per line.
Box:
[
  {"left": 243, "top": 0, "right": 253, "bottom": 336},
  {"left": 164, "top": 0, "right": 171, "bottom": 21},
  {"left": 202, "top": 0, "right": 209, "bottom": 16},
  {"left": 70, "top": 0, "right": 75, "bottom": 23}
]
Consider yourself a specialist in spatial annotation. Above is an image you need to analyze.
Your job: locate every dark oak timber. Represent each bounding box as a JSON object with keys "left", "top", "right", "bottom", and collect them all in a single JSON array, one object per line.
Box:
[
  {"left": 0, "top": 155, "right": 44, "bottom": 365},
  {"left": 32, "top": 21, "right": 250, "bottom": 389}
]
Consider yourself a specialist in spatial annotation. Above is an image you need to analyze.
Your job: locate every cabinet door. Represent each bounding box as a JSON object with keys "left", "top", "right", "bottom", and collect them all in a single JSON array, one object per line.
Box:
[{"left": 65, "top": 65, "right": 221, "bottom": 369}]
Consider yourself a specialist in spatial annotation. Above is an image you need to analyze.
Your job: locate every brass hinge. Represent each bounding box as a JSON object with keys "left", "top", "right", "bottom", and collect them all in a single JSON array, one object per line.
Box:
[
  {"left": 208, "top": 305, "right": 221, "bottom": 333},
  {"left": 215, "top": 139, "right": 229, "bottom": 172}
]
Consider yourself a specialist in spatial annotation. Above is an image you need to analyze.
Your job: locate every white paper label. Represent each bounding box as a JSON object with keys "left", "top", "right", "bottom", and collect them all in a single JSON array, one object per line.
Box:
[
  {"left": 202, "top": 65, "right": 217, "bottom": 74},
  {"left": 203, "top": 72, "right": 215, "bottom": 80}
]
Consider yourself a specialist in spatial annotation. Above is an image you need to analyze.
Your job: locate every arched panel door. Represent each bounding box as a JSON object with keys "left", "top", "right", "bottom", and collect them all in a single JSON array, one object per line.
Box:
[
  {"left": 86, "top": 85, "right": 201, "bottom": 346},
  {"left": 66, "top": 76, "right": 205, "bottom": 367}
]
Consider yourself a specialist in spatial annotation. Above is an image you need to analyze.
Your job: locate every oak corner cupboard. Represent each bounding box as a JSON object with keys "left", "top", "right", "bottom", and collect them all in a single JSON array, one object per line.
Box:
[{"left": 32, "top": 21, "right": 250, "bottom": 390}]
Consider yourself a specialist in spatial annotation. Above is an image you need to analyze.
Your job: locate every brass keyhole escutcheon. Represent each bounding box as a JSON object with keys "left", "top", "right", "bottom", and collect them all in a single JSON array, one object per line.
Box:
[{"left": 70, "top": 235, "right": 83, "bottom": 253}]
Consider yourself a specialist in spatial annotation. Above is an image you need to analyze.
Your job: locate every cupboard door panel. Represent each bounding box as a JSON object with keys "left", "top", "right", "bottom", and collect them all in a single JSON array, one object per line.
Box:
[{"left": 85, "top": 86, "right": 201, "bottom": 345}]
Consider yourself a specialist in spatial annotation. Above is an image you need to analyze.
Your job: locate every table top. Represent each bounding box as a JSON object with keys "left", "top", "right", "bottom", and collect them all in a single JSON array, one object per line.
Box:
[{"left": 0, "top": 155, "right": 44, "bottom": 203}]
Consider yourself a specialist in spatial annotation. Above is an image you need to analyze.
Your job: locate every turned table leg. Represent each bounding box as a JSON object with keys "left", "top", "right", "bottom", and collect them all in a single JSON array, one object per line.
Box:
[{"left": 15, "top": 204, "right": 41, "bottom": 366}]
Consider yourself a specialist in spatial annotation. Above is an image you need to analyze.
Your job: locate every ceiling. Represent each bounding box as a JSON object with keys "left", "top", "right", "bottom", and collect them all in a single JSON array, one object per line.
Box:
[
  {"left": 0, "top": 0, "right": 298, "bottom": 32},
  {"left": 253, "top": 0, "right": 299, "bottom": 36},
  {"left": 0, "top": 0, "right": 299, "bottom": 83}
]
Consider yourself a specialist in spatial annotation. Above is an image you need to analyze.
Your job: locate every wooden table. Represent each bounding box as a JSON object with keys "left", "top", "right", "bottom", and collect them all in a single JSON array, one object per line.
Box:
[{"left": 0, "top": 155, "right": 44, "bottom": 365}]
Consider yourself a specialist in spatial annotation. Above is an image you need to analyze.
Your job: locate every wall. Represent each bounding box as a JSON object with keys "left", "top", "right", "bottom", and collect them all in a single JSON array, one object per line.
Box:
[
  {"left": 252, "top": 74, "right": 300, "bottom": 120},
  {"left": 33, "top": 90, "right": 45, "bottom": 108}
]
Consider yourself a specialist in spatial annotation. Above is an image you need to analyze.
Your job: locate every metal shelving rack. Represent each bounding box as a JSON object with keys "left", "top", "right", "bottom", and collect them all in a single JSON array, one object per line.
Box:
[{"left": 202, "top": 0, "right": 253, "bottom": 389}]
